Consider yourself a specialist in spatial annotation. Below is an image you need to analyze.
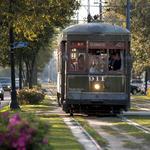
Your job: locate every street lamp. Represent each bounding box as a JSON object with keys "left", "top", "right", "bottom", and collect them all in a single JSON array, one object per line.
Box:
[{"left": 9, "top": 0, "right": 20, "bottom": 110}]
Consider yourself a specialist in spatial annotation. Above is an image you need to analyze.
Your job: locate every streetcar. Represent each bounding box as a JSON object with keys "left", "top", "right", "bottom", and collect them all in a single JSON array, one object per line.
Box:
[{"left": 57, "top": 23, "right": 131, "bottom": 115}]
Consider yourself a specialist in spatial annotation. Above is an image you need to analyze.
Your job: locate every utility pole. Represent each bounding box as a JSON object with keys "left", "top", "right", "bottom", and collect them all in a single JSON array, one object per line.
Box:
[
  {"left": 126, "top": 0, "right": 131, "bottom": 30},
  {"left": 9, "top": 0, "right": 20, "bottom": 110},
  {"left": 76, "top": 11, "right": 79, "bottom": 24},
  {"left": 87, "top": 0, "right": 92, "bottom": 22},
  {"left": 99, "top": 0, "right": 102, "bottom": 21}
]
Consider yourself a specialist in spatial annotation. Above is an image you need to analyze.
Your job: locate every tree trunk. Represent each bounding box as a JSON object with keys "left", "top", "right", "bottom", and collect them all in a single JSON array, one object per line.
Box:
[{"left": 23, "top": 47, "right": 39, "bottom": 89}]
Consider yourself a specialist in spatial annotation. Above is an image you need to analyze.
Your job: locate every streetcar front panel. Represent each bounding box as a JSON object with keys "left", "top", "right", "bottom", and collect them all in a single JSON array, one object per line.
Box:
[{"left": 67, "top": 75, "right": 127, "bottom": 104}]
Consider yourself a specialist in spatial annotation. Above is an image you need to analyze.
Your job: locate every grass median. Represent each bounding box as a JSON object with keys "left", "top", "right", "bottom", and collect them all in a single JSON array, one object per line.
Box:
[
  {"left": 131, "top": 95, "right": 150, "bottom": 111},
  {"left": 0, "top": 96, "right": 84, "bottom": 150}
]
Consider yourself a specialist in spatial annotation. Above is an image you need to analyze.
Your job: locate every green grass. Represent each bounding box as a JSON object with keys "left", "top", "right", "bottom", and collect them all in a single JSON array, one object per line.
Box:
[
  {"left": 126, "top": 116, "right": 150, "bottom": 128},
  {"left": 101, "top": 125, "right": 120, "bottom": 136},
  {"left": 44, "top": 115, "right": 83, "bottom": 150},
  {"left": 131, "top": 95, "right": 150, "bottom": 100},
  {"left": 0, "top": 97, "right": 84, "bottom": 150},
  {"left": 129, "top": 117, "right": 150, "bottom": 146},
  {"left": 75, "top": 116, "right": 108, "bottom": 149},
  {"left": 130, "top": 95, "right": 150, "bottom": 111},
  {"left": 122, "top": 140, "right": 143, "bottom": 149},
  {"left": 100, "top": 125, "right": 143, "bottom": 149},
  {"left": 0, "top": 106, "right": 9, "bottom": 112}
]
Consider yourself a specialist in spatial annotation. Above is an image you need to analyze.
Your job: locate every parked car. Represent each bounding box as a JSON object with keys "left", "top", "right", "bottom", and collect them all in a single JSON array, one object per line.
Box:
[
  {"left": 131, "top": 79, "right": 143, "bottom": 87},
  {"left": 130, "top": 79, "right": 145, "bottom": 95},
  {"left": 147, "top": 80, "right": 150, "bottom": 89},
  {"left": 0, "top": 83, "right": 4, "bottom": 100},
  {"left": 0, "top": 77, "right": 11, "bottom": 91},
  {"left": 130, "top": 84, "right": 141, "bottom": 95},
  {"left": 15, "top": 78, "right": 19, "bottom": 89}
]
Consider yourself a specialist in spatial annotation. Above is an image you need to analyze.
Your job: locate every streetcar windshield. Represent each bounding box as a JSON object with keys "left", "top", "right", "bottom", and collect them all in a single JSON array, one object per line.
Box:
[
  {"left": 68, "top": 41, "right": 125, "bottom": 73},
  {"left": 108, "top": 49, "right": 123, "bottom": 71}
]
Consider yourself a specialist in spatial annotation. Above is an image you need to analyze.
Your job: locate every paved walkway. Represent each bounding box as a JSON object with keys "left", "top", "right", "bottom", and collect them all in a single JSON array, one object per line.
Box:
[
  {"left": 63, "top": 117, "right": 102, "bottom": 150},
  {"left": 49, "top": 106, "right": 102, "bottom": 150}
]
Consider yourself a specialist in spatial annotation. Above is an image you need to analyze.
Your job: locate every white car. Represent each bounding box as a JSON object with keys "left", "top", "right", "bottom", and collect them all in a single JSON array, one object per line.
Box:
[
  {"left": 130, "top": 79, "right": 145, "bottom": 94},
  {"left": 147, "top": 80, "right": 150, "bottom": 89}
]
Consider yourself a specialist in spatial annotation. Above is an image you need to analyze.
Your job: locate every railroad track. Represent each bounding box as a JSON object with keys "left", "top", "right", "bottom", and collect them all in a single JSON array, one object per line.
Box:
[
  {"left": 45, "top": 85, "right": 102, "bottom": 150},
  {"left": 119, "top": 115, "right": 150, "bottom": 134}
]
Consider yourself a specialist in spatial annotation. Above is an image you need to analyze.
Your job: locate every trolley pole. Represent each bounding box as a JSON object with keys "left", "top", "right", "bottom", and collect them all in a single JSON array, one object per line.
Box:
[
  {"left": 9, "top": 0, "right": 20, "bottom": 110},
  {"left": 126, "top": 0, "right": 131, "bottom": 30}
]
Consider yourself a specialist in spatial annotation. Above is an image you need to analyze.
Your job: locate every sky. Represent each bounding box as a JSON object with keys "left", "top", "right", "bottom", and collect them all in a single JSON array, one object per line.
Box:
[{"left": 73, "top": 0, "right": 102, "bottom": 23}]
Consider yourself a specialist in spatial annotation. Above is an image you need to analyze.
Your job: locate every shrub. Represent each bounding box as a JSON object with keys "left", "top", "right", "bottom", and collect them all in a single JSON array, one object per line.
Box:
[
  {"left": 147, "top": 88, "right": 150, "bottom": 97},
  {"left": 0, "top": 112, "right": 50, "bottom": 150},
  {"left": 17, "top": 88, "right": 45, "bottom": 105}
]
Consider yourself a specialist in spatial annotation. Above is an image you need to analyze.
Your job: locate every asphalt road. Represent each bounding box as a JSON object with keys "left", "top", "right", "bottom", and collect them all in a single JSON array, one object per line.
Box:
[{"left": 0, "top": 91, "right": 11, "bottom": 108}]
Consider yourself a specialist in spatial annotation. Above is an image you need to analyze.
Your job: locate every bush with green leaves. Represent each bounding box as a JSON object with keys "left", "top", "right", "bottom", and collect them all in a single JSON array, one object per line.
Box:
[
  {"left": 17, "top": 88, "right": 45, "bottom": 105},
  {"left": 147, "top": 88, "right": 150, "bottom": 97}
]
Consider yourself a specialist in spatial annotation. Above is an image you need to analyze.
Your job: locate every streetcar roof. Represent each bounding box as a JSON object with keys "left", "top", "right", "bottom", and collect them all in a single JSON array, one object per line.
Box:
[
  {"left": 63, "top": 23, "right": 130, "bottom": 35},
  {"left": 62, "top": 23, "right": 130, "bottom": 41}
]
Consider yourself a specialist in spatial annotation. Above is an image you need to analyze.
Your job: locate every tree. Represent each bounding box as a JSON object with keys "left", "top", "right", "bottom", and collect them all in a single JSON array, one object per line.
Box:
[
  {"left": 104, "top": 0, "right": 150, "bottom": 75},
  {"left": 131, "top": 0, "right": 150, "bottom": 74},
  {"left": 103, "top": 0, "right": 126, "bottom": 27},
  {"left": 0, "top": 0, "right": 80, "bottom": 88}
]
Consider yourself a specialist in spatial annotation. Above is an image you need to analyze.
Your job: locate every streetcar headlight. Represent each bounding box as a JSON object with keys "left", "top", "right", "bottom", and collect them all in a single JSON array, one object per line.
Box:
[
  {"left": 7, "top": 85, "right": 11, "bottom": 89},
  {"left": 94, "top": 83, "right": 100, "bottom": 90}
]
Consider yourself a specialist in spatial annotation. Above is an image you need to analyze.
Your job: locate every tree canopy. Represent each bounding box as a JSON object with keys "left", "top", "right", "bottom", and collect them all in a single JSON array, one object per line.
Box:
[
  {"left": 131, "top": 0, "right": 150, "bottom": 74},
  {"left": 0, "top": 0, "right": 80, "bottom": 87},
  {"left": 104, "top": 0, "right": 150, "bottom": 75}
]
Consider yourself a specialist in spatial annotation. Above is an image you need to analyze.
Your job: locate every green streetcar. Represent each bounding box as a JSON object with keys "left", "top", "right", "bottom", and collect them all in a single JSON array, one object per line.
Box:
[{"left": 57, "top": 23, "right": 131, "bottom": 116}]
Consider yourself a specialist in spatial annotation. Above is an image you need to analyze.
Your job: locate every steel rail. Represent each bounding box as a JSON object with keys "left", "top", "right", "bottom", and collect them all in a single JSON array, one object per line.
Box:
[{"left": 119, "top": 115, "right": 150, "bottom": 134}]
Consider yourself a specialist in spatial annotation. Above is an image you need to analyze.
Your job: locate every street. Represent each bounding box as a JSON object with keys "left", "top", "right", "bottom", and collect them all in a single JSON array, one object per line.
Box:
[{"left": 0, "top": 91, "right": 11, "bottom": 108}]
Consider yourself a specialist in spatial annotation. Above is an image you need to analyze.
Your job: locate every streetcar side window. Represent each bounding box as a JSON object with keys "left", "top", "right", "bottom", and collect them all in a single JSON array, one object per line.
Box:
[
  {"left": 70, "top": 48, "right": 77, "bottom": 71},
  {"left": 108, "top": 49, "right": 123, "bottom": 71},
  {"left": 78, "top": 54, "right": 85, "bottom": 71},
  {"left": 69, "top": 48, "right": 85, "bottom": 72}
]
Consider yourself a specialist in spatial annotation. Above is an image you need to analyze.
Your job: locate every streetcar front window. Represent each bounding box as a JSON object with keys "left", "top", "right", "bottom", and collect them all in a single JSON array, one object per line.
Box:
[
  {"left": 88, "top": 49, "right": 107, "bottom": 74},
  {"left": 108, "top": 49, "right": 123, "bottom": 71}
]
